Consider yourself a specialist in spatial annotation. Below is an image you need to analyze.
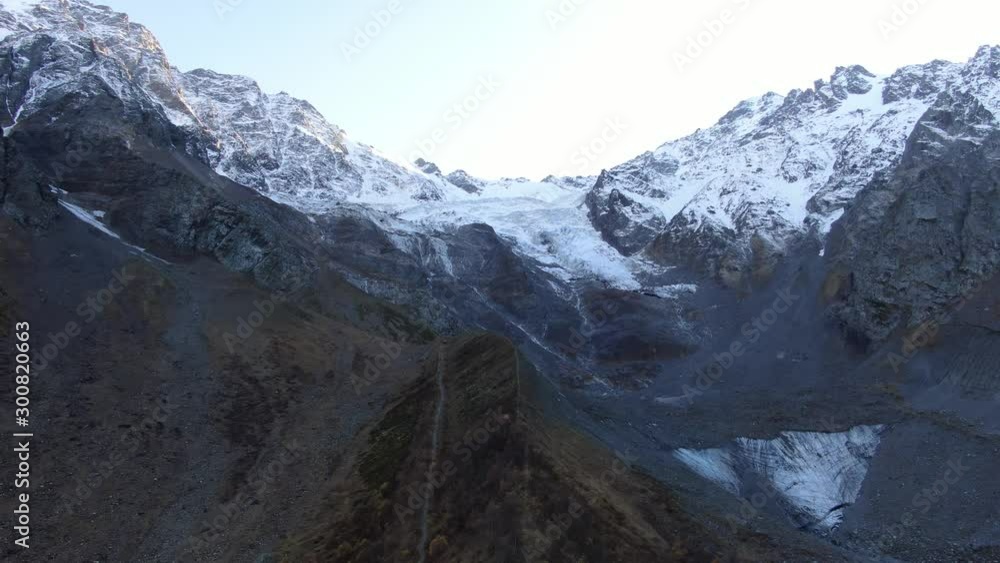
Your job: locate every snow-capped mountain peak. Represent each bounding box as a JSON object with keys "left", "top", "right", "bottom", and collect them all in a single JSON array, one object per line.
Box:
[
  {"left": 587, "top": 51, "right": 997, "bottom": 286},
  {"left": 0, "top": 0, "right": 473, "bottom": 208},
  {"left": 2, "top": 0, "right": 997, "bottom": 293}
]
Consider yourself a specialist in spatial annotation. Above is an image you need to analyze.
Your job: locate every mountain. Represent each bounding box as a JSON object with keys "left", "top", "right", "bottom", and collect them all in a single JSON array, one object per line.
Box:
[
  {"left": 826, "top": 86, "right": 1000, "bottom": 342},
  {"left": 0, "top": 0, "right": 473, "bottom": 208},
  {"left": 2, "top": 1, "right": 1000, "bottom": 562},
  {"left": 599, "top": 54, "right": 1000, "bottom": 288}
]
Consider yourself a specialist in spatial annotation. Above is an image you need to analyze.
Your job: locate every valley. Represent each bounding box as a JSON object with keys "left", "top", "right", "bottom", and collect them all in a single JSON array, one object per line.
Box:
[{"left": 0, "top": 1, "right": 999, "bottom": 561}]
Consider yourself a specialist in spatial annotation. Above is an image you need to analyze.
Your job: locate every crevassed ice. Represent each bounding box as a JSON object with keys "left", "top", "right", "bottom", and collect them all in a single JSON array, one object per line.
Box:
[{"left": 675, "top": 425, "right": 886, "bottom": 531}]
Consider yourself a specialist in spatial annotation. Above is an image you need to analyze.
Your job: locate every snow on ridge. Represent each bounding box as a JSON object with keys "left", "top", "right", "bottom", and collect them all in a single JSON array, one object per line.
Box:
[
  {"left": 4, "top": 3, "right": 998, "bottom": 290},
  {"left": 276, "top": 47, "right": 994, "bottom": 287},
  {"left": 0, "top": 0, "right": 470, "bottom": 209},
  {"left": 591, "top": 65, "right": 961, "bottom": 259},
  {"left": 1, "top": 0, "right": 37, "bottom": 20},
  {"left": 394, "top": 191, "right": 645, "bottom": 290},
  {"left": 1, "top": 0, "right": 204, "bottom": 133}
]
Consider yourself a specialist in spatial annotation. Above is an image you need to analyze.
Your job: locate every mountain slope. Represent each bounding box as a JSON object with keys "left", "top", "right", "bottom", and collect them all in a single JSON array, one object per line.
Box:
[
  {"left": 0, "top": 0, "right": 470, "bottom": 208},
  {"left": 624, "top": 53, "right": 996, "bottom": 287},
  {"left": 6, "top": 0, "right": 995, "bottom": 297},
  {"left": 3, "top": 2, "right": 1000, "bottom": 562}
]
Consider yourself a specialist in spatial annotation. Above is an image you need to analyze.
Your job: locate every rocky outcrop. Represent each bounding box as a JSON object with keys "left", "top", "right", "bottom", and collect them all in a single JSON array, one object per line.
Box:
[
  {"left": 825, "top": 90, "right": 1000, "bottom": 344},
  {"left": 444, "top": 169, "right": 484, "bottom": 194},
  {"left": 585, "top": 171, "right": 668, "bottom": 255},
  {"left": 177, "top": 68, "right": 458, "bottom": 206},
  {"left": 2, "top": 54, "right": 317, "bottom": 292},
  {"left": 0, "top": 138, "right": 58, "bottom": 229},
  {"left": 600, "top": 54, "right": 997, "bottom": 290},
  {"left": 4, "top": 5, "right": 1000, "bottom": 562},
  {"left": 0, "top": 0, "right": 464, "bottom": 211}
]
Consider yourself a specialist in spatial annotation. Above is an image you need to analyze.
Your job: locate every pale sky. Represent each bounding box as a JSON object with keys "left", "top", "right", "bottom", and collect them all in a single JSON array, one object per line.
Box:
[{"left": 97, "top": 0, "right": 999, "bottom": 179}]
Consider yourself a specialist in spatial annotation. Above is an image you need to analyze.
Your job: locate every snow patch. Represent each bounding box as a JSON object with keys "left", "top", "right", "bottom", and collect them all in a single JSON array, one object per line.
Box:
[
  {"left": 58, "top": 199, "right": 169, "bottom": 264},
  {"left": 394, "top": 191, "right": 644, "bottom": 290},
  {"left": 674, "top": 425, "right": 886, "bottom": 531},
  {"left": 651, "top": 284, "right": 698, "bottom": 299}
]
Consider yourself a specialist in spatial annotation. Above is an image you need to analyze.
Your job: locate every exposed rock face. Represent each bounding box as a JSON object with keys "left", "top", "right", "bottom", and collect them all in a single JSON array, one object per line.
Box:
[
  {"left": 825, "top": 90, "right": 1000, "bottom": 344},
  {"left": 0, "top": 0, "right": 465, "bottom": 210},
  {"left": 4, "top": 3, "right": 1000, "bottom": 562},
  {"left": 8, "top": 1, "right": 996, "bottom": 302},
  {"left": 413, "top": 157, "right": 442, "bottom": 175},
  {"left": 4, "top": 87, "right": 318, "bottom": 293},
  {"left": 314, "top": 206, "right": 588, "bottom": 345},
  {"left": 444, "top": 169, "right": 484, "bottom": 194},
  {"left": 0, "top": 7, "right": 319, "bottom": 293},
  {"left": 585, "top": 171, "right": 668, "bottom": 255},
  {"left": 606, "top": 54, "right": 997, "bottom": 286},
  {"left": 826, "top": 65, "right": 878, "bottom": 99},
  {"left": 541, "top": 174, "right": 595, "bottom": 191},
  {"left": 1, "top": 138, "right": 59, "bottom": 229},
  {"left": 175, "top": 67, "right": 461, "bottom": 206}
]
